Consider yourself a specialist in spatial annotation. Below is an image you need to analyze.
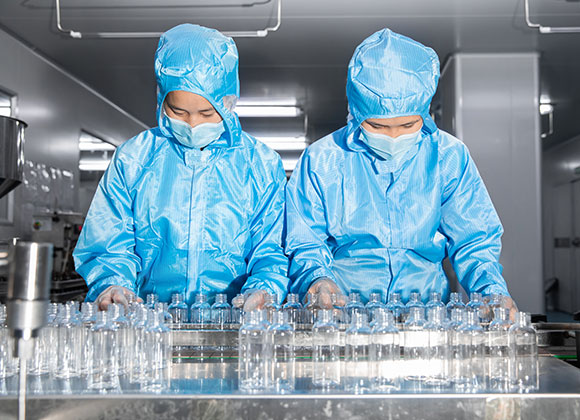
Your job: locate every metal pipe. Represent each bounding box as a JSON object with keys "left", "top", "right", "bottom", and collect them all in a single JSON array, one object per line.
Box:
[
  {"left": 55, "top": 0, "right": 282, "bottom": 39},
  {"left": 524, "top": 0, "right": 580, "bottom": 34}
]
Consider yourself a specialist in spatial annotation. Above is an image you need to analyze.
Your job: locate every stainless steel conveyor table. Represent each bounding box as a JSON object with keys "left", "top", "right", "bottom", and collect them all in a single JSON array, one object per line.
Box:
[{"left": 0, "top": 356, "right": 579, "bottom": 420}]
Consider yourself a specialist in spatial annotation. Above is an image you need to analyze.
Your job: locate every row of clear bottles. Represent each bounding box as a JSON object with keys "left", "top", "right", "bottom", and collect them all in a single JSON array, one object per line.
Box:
[{"left": 0, "top": 301, "right": 173, "bottom": 394}]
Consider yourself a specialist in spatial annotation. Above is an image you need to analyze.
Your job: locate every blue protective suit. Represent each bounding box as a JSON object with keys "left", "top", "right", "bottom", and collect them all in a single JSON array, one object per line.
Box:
[
  {"left": 74, "top": 24, "right": 289, "bottom": 304},
  {"left": 285, "top": 29, "right": 510, "bottom": 303}
]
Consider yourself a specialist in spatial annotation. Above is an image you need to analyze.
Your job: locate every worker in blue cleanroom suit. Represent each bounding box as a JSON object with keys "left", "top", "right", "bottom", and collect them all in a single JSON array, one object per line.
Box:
[
  {"left": 285, "top": 28, "right": 517, "bottom": 317},
  {"left": 74, "top": 24, "right": 289, "bottom": 310}
]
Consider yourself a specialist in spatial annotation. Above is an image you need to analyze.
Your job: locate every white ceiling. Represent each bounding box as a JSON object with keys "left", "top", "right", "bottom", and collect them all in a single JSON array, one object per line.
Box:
[{"left": 1, "top": 0, "right": 580, "bottom": 148}]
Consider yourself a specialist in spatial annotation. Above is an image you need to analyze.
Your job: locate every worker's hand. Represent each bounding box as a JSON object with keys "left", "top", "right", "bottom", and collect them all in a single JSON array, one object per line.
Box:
[
  {"left": 305, "top": 277, "right": 343, "bottom": 309},
  {"left": 242, "top": 289, "right": 269, "bottom": 312},
  {"left": 95, "top": 285, "right": 142, "bottom": 311}
]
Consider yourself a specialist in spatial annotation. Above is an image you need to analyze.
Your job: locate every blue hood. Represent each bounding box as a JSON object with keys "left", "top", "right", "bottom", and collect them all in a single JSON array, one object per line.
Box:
[
  {"left": 346, "top": 28, "right": 440, "bottom": 138},
  {"left": 154, "top": 24, "right": 242, "bottom": 146}
]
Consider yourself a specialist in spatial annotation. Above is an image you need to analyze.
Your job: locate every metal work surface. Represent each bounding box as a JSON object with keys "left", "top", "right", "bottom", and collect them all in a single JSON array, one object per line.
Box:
[{"left": 0, "top": 357, "right": 579, "bottom": 420}]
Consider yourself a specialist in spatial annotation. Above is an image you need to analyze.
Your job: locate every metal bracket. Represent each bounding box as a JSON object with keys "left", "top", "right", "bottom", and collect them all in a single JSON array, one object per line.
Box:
[
  {"left": 55, "top": 0, "right": 282, "bottom": 39},
  {"left": 524, "top": 0, "right": 580, "bottom": 34}
]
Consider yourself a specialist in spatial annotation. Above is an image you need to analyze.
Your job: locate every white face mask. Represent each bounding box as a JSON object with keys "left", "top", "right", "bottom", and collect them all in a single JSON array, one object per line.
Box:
[
  {"left": 163, "top": 111, "right": 225, "bottom": 149},
  {"left": 360, "top": 126, "right": 423, "bottom": 161}
]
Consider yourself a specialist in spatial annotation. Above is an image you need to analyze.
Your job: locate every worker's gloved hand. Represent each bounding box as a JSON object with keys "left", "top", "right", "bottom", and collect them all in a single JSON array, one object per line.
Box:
[
  {"left": 95, "top": 285, "right": 142, "bottom": 311},
  {"left": 305, "top": 277, "right": 342, "bottom": 309},
  {"left": 242, "top": 289, "right": 269, "bottom": 312}
]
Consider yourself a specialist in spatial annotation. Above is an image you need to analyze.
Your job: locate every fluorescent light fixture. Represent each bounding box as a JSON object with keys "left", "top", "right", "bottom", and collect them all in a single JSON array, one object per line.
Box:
[
  {"left": 282, "top": 158, "right": 299, "bottom": 171},
  {"left": 539, "top": 103, "right": 553, "bottom": 115},
  {"left": 235, "top": 106, "right": 302, "bottom": 118},
  {"left": 237, "top": 98, "right": 297, "bottom": 107},
  {"left": 79, "top": 159, "right": 111, "bottom": 171},
  {"left": 79, "top": 141, "right": 116, "bottom": 151},
  {"left": 256, "top": 136, "right": 308, "bottom": 151}
]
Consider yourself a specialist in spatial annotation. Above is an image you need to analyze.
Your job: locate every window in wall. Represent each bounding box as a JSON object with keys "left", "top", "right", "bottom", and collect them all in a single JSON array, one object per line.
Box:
[{"left": 0, "top": 89, "right": 16, "bottom": 224}]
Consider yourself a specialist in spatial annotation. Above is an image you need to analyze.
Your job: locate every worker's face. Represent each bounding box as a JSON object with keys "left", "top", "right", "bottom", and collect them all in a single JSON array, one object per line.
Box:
[
  {"left": 361, "top": 115, "right": 423, "bottom": 138},
  {"left": 164, "top": 91, "right": 223, "bottom": 127}
]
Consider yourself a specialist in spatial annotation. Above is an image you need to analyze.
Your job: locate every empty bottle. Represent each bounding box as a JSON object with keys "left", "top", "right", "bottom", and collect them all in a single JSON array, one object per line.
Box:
[
  {"left": 456, "top": 310, "right": 486, "bottom": 391},
  {"left": 211, "top": 293, "right": 232, "bottom": 328},
  {"left": 365, "top": 292, "right": 385, "bottom": 324},
  {"left": 312, "top": 310, "right": 340, "bottom": 388},
  {"left": 238, "top": 311, "right": 269, "bottom": 392},
  {"left": 447, "top": 307, "right": 466, "bottom": 387},
  {"left": 386, "top": 293, "right": 405, "bottom": 324},
  {"left": 403, "top": 306, "right": 428, "bottom": 382},
  {"left": 108, "top": 303, "right": 132, "bottom": 376},
  {"left": 370, "top": 309, "right": 400, "bottom": 391},
  {"left": 405, "top": 292, "right": 424, "bottom": 323},
  {"left": 43, "top": 303, "right": 60, "bottom": 376},
  {"left": 263, "top": 293, "right": 281, "bottom": 324},
  {"left": 144, "top": 309, "right": 172, "bottom": 392},
  {"left": 446, "top": 292, "right": 465, "bottom": 318},
  {"left": 190, "top": 293, "right": 211, "bottom": 325},
  {"left": 0, "top": 304, "right": 17, "bottom": 378},
  {"left": 488, "top": 307, "right": 513, "bottom": 392},
  {"left": 231, "top": 294, "right": 245, "bottom": 324},
  {"left": 426, "top": 291, "right": 445, "bottom": 311},
  {"left": 424, "top": 306, "right": 450, "bottom": 387},
  {"left": 168, "top": 293, "right": 189, "bottom": 324},
  {"left": 56, "top": 304, "right": 83, "bottom": 378},
  {"left": 509, "top": 312, "right": 538, "bottom": 392},
  {"left": 467, "top": 292, "right": 487, "bottom": 324},
  {"left": 283, "top": 294, "right": 303, "bottom": 327},
  {"left": 345, "top": 292, "right": 365, "bottom": 324},
  {"left": 129, "top": 305, "right": 149, "bottom": 385},
  {"left": 344, "top": 312, "right": 371, "bottom": 393},
  {"left": 79, "top": 302, "right": 98, "bottom": 376},
  {"left": 268, "top": 311, "right": 295, "bottom": 393},
  {"left": 331, "top": 293, "right": 347, "bottom": 325},
  {"left": 146, "top": 293, "right": 159, "bottom": 309},
  {"left": 89, "top": 311, "right": 120, "bottom": 391}
]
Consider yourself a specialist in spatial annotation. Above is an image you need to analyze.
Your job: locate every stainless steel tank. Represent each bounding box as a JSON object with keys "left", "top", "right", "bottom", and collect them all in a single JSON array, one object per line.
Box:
[{"left": 0, "top": 115, "right": 27, "bottom": 199}]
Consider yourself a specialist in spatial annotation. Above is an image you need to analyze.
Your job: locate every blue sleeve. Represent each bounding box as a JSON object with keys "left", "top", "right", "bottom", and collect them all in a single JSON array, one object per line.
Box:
[
  {"left": 73, "top": 150, "right": 141, "bottom": 301},
  {"left": 285, "top": 153, "right": 337, "bottom": 299},
  {"left": 241, "top": 155, "right": 290, "bottom": 301},
  {"left": 439, "top": 145, "right": 510, "bottom": 297}
]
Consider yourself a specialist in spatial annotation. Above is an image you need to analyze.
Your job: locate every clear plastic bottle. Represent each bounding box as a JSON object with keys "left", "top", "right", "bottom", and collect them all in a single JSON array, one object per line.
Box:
[
  {"left": 365, "top": 292, "right": 385, "bottom": 324},
  {"left": 0, "top": 304, "right": 17, "bottom": 378},
  {"left": 509, "top": 312, "right": 538, "bottom": 392},
  {"left": 231, "top": 294, "right": 244, "bottom": 325},
  {"left": 424, "top": 306, "right": 450, "bottom": 387},
  {"left": 129, "top": 305, "right": 149, "bottom": 385},
  {"left": 56, "top": 303, "right": 83, "bottom": 378},
  {"left": 456, "top": 310, "right": 486, "bottom": 391},
  {"left": 447, "top": 307, "right": 466, "bottom": 387},
  {"left": 403, "top": 306, "right": 428, "bottom": 382},
  {"left": 405, "top": 292, "right": 424, "bottom": 323},
  {"left": 446, "top": 292, "right": 465, "bottom": 318},
  {"left": 331, "top": 293, "right": 347, "bottom": 325},
  {"left": 168, "top": 292, "right": 189, "bottom": 324},
  {"left": 312, "top": 309, "right": 340, "bottom": 388},
  {"left": 345, "top": 292, "right": 365, "bottom": 324},
  {"left": 143, "top": 309, "right": 172, "bottom": 392},
  {"left": 108, "top": 303, "right": 132, "bottom": 376},
  {"left": 89, "top": 310, "right": 121, "bottom": 391},
  {"left": 426, "top": 291, "right": 445, "bottom": 312},
  {"left": 386, "top": 293, "right": 405, "bottom": 324},
  {"left": 282, "top": 294, "right": 303, "bottom": 327},
  {"left": 466, "top": 292, "right": 487, "bottom": 324},
  {"left": 263, "top": 293, "right": 281, "bottom": 325},
  {"left": 43, "top": 303, "right": 59, "bottom": 376},
  {"left": 146, "top": 293, "right": 159, "bottom": 309},
  {"left": 190, "top": 293, "right": 211, "bottom": 325},
  {"left": 211, "top": 294, "right": 232, "bottom": 328},
  {"left": 79, "top": 302, "right": 97, "bottom": 376},
  {"left": 488, "top": 307, "right": 513, "bottom": 392},
  {"left": 238, "top": 310, "right": 269, "bottom": 392},
  {"left": 370, "top": 309, "right": 400, "bottom": 391},
  {"left": 268, "top": 311, "right": 295, "bottom": 393},
  {"left": 344, "top": 312, "right": 371, "bottom": 393},
  {"left": 304, "top": 294, "right": 320, "bottom": 325}
]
